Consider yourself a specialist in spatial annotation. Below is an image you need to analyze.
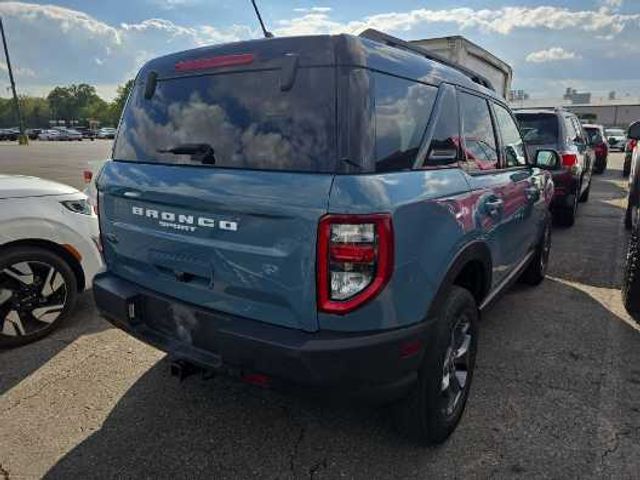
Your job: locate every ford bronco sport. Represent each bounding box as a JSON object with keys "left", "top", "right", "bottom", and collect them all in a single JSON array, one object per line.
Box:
[{"left": 93, "top": 30, "right": 554, "bottom": 444}]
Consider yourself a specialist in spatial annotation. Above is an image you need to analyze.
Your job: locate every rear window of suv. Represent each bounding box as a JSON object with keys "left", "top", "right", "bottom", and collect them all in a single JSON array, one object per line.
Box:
[
  {"left": 113, "top": 68, "right": 337, "bottom": 172},
  {"left": 515, "top": 113, "right": 559, "bottom": 144}
]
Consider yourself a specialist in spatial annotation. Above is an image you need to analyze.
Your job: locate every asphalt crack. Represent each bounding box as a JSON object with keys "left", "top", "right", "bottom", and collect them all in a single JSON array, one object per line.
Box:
[
  {"left": 289, "top": 423, "right": 306, "bottom": 476},
  {"left": 308, "top": 457, "right": 327, "bottom": 479}
]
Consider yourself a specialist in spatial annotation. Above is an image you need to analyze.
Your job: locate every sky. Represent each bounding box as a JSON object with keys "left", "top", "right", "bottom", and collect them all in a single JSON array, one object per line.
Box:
[{"left": 0, "top": 0, "right": 638, "bottom": 100}]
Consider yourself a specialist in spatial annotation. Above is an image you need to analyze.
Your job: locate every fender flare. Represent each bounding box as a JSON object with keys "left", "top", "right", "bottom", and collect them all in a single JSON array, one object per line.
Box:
[{"left": 424, "top": 240, "right": 492, "bottom": 323}]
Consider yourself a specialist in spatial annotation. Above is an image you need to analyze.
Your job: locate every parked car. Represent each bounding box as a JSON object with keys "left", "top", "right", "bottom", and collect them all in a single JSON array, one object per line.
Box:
[
  {"left": 96, "top": 127, "right": 116, "bottom": 139},
  {"left": 623, "top": 120, "right": 640, "bottom": 322},
  {"left": 515, "top": 109, "right": 595, "bottom": 226},
  {"left": 0, "top": 128, "right": 19, "bottom": 141},
  {"left": 0, "top": 175, "right": 103, "bottom": 347},
  {"left": 624, "top": 136, "right": 637, "bottom": 178},
  {"left": 25, "top": 128, "right": 42, "bottom": 140},
  {"left": 605, "top": 127, "right": 627, "bottom": 152},
  {"left": 75, "top": 127, "right": 96, "bottom": 141},
  {"left": 93, "top": 30, "right": 555, "bottom": 444},
  {"left": 62, "top": 128, "right": 83, "bottom": 141},
  {"left": 583, "top": 123, "right": 608, "bottom": 174},
  {"left": 38, "top": 129, "right": 64, "bottom": 141}
]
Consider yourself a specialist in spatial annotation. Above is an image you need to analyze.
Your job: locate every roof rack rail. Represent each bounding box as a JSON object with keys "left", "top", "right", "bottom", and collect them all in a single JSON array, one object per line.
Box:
[{"left": 358, "top": 29, "right": 496, "bottom": 93}]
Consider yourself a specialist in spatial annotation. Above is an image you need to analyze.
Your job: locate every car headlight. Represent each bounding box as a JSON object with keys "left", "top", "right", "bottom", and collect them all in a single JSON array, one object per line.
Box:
[{"left": 61, "top": 199, "right": 93, "bottom": 215}]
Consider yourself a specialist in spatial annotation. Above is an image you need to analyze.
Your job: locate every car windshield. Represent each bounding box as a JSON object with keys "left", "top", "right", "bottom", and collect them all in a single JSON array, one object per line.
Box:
[
  {"left": 515, "top": 113, "right": 559, "bottom": 144},
  {"left": 114, "top": 67, "right": 336, "bottom": 172}
]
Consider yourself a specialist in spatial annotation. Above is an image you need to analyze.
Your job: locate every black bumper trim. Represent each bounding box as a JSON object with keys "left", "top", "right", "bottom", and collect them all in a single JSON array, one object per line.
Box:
[{"left": 93, "top": 273, "right": 429, "bottom": 401}]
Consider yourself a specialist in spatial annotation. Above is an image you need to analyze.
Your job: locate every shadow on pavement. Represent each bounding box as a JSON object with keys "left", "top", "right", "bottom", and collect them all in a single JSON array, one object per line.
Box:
[
  {"left": 42, "top": 279, "right": 640, "bottom": 479},
  {"left": 0, "top": 292, "right": 110, "bottom": 395}
]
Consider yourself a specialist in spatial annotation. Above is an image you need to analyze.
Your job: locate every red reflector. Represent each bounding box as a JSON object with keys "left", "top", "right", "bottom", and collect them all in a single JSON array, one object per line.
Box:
[
  {"left": 400, "top": 339, "right": 422, "bottom": 359},
  {"left": 83, "top": 170, "right": 93, "bottom": 184},
  {"left": 242, "top": 373, "right": 270, "bottom": 388},
  {"left": 561, "top": 153, "right": 578, "bottom": 167},
  {"left": 329, "top": 244, "right": 376, "bottom": 263},
  {"left": 175, "top": 53, "right": 254, "bottom": 72}
]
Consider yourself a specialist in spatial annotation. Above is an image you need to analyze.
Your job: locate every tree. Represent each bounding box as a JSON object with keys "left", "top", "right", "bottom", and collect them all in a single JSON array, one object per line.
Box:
[{"left": 109, "top": 79, "right": 134, "bottom": 126}]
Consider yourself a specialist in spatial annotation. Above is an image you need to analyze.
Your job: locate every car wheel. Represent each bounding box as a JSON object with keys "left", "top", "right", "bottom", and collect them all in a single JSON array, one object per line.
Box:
[
  {"left": 0, "top": 247, "right": 78, "bottom": 348},
  {"left": 623, "top": 163, "right": 631, "bottom": 177},
  {"left": 622, "top": 208, "right": 640, "bottom": 323},
  {"left": 520, "top": 218, "right": 551, "bottom": 286},
  {"left": 556, "top": 192, "right": 578, "bottom": 227},
  {"left": 393, "top": 286, "right": 478, "bottom": 445},
  {"left": 625, "top": 203, "right": 633, "bottom": 230},
  {"left": 579, "top": 181, "right": 591, "bottom": 203}
]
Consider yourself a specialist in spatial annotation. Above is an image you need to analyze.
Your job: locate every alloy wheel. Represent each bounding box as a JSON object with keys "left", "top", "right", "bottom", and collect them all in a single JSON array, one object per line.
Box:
[
  {"left": 0, "top": 261, "right": 67, "bottom": 337},
  {"left": 441, "top": 316, "right": 473, "bottom": 417}
]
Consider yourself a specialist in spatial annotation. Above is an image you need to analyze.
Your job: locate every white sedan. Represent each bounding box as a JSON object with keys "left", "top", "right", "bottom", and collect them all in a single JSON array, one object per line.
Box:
[
  {"left": 0, "top": 175, "right": 103, "bottom": 347},
  {"left": 37, "top": 129, "right": 63, "bottom": 141}
]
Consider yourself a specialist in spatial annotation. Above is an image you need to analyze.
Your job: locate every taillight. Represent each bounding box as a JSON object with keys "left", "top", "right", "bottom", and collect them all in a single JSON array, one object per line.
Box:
[
  {"left": 630, "top": 139, "right": 638, "bottom": 151},
  {"left": 83, "top": 170, "right": 93, "bottom": 184},
  {"left": 561, "top": 153, "right": 578, "bottom": 167},
  {"left": 317, "top": 214, "right": 393, "bottom": 314}
]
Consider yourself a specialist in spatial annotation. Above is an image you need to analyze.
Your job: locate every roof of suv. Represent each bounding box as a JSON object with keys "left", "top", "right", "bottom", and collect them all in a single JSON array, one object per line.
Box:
[{"left": 139, "top": 33, "right": 497, "bottom": 99}]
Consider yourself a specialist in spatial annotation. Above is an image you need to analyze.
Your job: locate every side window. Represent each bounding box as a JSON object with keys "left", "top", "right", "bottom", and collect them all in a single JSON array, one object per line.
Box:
[
  {"left": 424, "top": 86, "right": 461, "bottom": 167},
  {"left": 572, "top": 117, "right": 586, "bottom": 144},
  {"left": 373, "top": 73, "right": 437, "bottom": 172},
  {"left": 459, "top": 92, "right": 499, "bottom": 171},
  {"left": 494, "top": 103, "right": 527, "bottom": 167},
  {"left": 564, "top": 115, "right": 578, "bottom": 144}
]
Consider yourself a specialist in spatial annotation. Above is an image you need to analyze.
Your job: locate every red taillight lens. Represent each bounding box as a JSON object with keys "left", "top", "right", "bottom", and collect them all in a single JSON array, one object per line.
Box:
[
  {"left": 630, "top": 139, "right": 638, "bottom": 151},
  {"left": 317, "top": 214, "right": 393, "bottom": 314},
  {"left": 175, "top": 53, "right": 254, "bottom": 72},
  {"left": 83, "top": 170, "right": 93, "bottom": 184},
  {"left": 561, "top": 153, "right": 578, "bottom": 168}
]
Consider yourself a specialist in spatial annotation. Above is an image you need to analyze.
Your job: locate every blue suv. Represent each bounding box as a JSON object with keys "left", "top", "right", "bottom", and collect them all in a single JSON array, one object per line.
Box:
[{"left": 93, "top": 30, "right": 554, "bottom": 444}]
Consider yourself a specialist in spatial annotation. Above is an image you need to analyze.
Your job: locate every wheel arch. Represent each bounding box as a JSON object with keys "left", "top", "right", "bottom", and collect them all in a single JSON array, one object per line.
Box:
[
  {"left": 426, "top": 241, "right": 492, "bottom": 320},
  {"left": 0, "top": 239, "right": 86, "bottom": 292}
]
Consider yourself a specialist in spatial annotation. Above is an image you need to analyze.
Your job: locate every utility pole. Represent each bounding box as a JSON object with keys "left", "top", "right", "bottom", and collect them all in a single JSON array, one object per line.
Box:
[{"left": 0, "top": 17, "right": 27, "bottom": 145}]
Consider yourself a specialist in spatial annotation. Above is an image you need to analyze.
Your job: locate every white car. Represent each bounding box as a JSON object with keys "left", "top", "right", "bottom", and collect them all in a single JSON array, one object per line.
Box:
[
  {"left": 37, "top": 129, "right": 63, "bottom": 141},
  {"left": 96, "top": 127, "right": 117, "bottom": 139},
  {"left": 605, "top": 128, "right": 627, "bottom": 152},
  {"left": 62, "top": 129, "right": 83, "bottom": 141},
  {"left": 0, "top": 175, "right": 103, "bottom": 347}
]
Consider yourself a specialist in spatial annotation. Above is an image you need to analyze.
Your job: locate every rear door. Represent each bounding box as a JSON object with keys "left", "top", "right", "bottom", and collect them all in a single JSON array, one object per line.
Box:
[
  {"left": 492, "top": 102, "right": 543, "bottom": 255},
  {"left": 458, "top": 91, "right": 525, "bottom": 287},
  {"left": 99, "top": 64, "right": 338, "bottom": 333}
]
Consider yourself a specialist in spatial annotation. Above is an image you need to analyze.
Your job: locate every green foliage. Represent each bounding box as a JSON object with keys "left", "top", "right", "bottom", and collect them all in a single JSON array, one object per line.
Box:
[{"left": 0, "top": 80, "right": 133, "bottom": 129}]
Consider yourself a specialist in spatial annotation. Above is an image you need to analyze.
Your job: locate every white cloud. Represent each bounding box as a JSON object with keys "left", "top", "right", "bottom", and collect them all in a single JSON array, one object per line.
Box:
[
  {"left": 275, "top": 5, "right": 640, "bottom": 37},
  {"left": 601, "top": 0, "right": 623, "bottom": 9},
  {"left": 0, "top": 1, "right": 638, "bottom": 99},
  {"left": 526, "top": 47, "right": 580, "bottom": 63},
  {"left": 293, "top": 7, "right": 332, "bottom": 13}
]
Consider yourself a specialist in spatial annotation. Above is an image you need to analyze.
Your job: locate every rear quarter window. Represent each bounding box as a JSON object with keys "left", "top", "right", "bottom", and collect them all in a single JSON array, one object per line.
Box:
[
  {"left": 114, "top": 67, "right": 337, "bottom": 173},
  {"left": 373, "top": 73, "right": 437, "bottom": 172}
]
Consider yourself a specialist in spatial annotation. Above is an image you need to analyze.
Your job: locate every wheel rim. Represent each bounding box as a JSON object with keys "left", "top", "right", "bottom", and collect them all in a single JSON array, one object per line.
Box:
[
  {"left": 540, "top": 225, "right": 552, "bottom": 274},
  {"left": 441, "top": 316, "right": 473, "bottom": 417},
  {"left": 0, "top": 261, "right": 68, "bottom": 337}
]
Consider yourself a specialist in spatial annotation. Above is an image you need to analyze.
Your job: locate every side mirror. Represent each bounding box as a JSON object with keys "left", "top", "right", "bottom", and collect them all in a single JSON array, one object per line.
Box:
[
  {"left": 533, "top": 149, "right": 560, "bottom": 169},
  {"left": 628, "top": 121, "right": 640, "bottom": 141}
]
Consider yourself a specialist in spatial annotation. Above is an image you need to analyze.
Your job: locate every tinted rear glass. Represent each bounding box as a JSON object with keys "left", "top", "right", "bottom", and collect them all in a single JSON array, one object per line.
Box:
[
  {"left": 114, "top": 68, "right": 336, "bottom": 172},
  {"left": 373, "top": 73, "right": 437, "bottom": 172},
  {"left": 515, "top": 113, "right": 559, "bottom": 144}
]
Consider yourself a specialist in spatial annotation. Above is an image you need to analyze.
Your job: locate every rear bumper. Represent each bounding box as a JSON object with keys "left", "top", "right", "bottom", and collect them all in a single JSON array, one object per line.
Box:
[{"left": 93, "top": 273, "right": 428, "bottom": 401}]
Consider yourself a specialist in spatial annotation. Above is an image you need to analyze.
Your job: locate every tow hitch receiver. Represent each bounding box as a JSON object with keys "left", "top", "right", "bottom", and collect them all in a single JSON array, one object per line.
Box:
[{"left": 170, "top": 358, "right": 210, "bottom": 382}]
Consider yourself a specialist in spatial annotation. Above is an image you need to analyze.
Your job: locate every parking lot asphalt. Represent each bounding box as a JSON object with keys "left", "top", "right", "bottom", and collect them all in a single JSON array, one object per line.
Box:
[
  {"left": 0, "top": 141, "right": 113, "bottom": 190},
  {"left": 0, "top": 147, "right": 639, "bottom": 479}
]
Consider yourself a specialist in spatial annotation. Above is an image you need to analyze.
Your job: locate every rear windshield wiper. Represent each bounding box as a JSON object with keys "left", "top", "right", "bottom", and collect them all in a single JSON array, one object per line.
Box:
[{"left": 158, "top": 143, "right": 216, "bottom": 165}]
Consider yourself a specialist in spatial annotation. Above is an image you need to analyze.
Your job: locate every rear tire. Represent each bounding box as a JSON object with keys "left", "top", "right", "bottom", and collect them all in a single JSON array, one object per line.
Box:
[
  {"left": 555, "top": 191, "right": 578, "bottom": 227},
  {"left": 0, "top": 247, "right": 78, "bottom": 348},
  {"left": 579, "top": 181, "right": 590, "bottom": 203},
  {"left": 393, "top": 286, "right": 478, "bottom": 445},
  {"left": 622, "top": 211, "right": 640, "bottom": 323},
  {"left": 520, "top": 219, "right": 551, "bottom": 286}
]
